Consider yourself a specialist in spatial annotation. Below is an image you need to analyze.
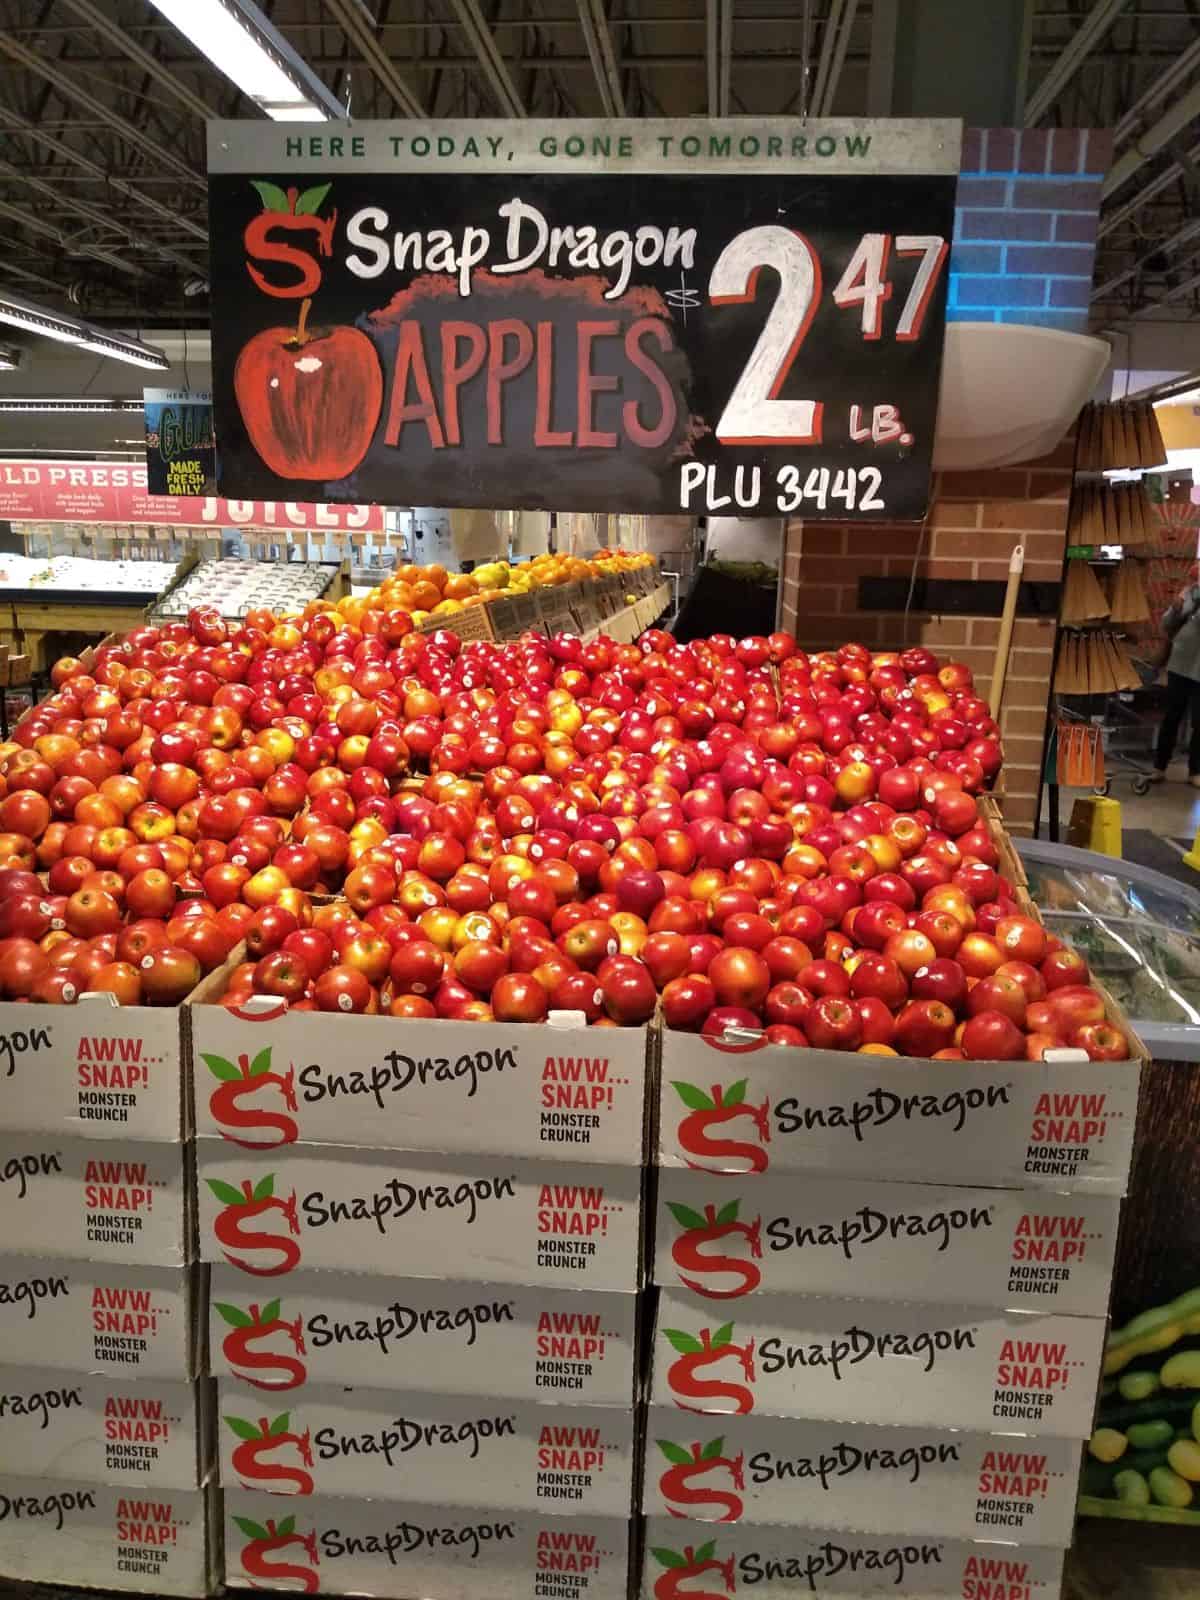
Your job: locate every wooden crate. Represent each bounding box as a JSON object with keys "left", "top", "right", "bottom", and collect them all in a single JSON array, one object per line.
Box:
[{"left": 416, "top": 603, "right": 494, "bottom": 642}]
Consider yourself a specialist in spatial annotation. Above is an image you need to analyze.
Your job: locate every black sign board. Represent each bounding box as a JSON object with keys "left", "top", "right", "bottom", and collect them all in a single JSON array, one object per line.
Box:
[{"left": 208, "top": 119, "right": 960, "bottom": 521}]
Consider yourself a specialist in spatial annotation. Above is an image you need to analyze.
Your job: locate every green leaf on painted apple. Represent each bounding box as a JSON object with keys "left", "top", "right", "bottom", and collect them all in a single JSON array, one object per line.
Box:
[
  {"left": 672, "top": 1081, "right": 714, "bottom": 1111},
  {"left": 249, "top": 1048, "right": 272, "bottom": 1077},
  {"left": 701, "top": 1436, "right": 725, "bottom": 1460},
  {"left": 261, "top": 1299, "right": 281, "bottom": 1325},
  {"left": 667, "top": 1202, "right": 708, "bottom": 1232},
  {"left": 224, "top": 1415, "right": 260, "bottom": 1441},
  {"left": 662, "top": 1328, "right": 703, "bottom": 1355},
  {"left": 233, "top": 1517, "right": 269, "bottom": 1541},
  {"left": 656, "top": 1440, "right": 691, "bottom": 1465},
  {"left": 207, "top": 1179, "right": 245, "bottom": 1207},
  {"left": 253, "top": 1174, "right": 275, "bottom": 1202},
  {"left": 295, "top": 183, "right": 331, "bottom": 215},
  {"left": 251, "top": 180, "right": 289, "bottom": 212},
  {"left": 712, "top": 1323, "right": 734, "bottom": 1348},
  {"left": 723, "top": 1078, "right": 747, "bottom": 1106},
  {"left": 213, "top": 1302, "right": 253, "bottom": 1329},
  {"left": 202, "top": 1053, "right": 240, "bottom": 1082},
  {"left": 651, "top": 1549, "right": 686, "bottom": 1570},
  {"left": 277, "top": 1516, "right": 296, "bottom": 1537},
  {"left": 269, "top": 1413, "right": 290, "bottom": 1435},
  {"left": 715, "top": 1198, "right": 741, "bottom": 1226},
  {"left": 695, "top": 1541, "right": 717, "bottom": 1564}
]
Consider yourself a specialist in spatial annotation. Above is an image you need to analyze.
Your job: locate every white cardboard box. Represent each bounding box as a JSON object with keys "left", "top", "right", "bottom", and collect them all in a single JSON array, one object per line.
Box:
[
  {"left": 0, "top": 1255, "right": 195, "bottom": 1379},
  {"left": 0, "top": 1133, "right": 188, "bottom": 1266},
  {"left": 216, "top": 1379, "right": 636, "bottom": 1517},
  {"left": 655, "top": 1168, "right": 1120, "bottom": 1316},
  {"left": 651, "top": 1287, "right": 1105, "bottom": 1438},
  {"left": 192, "top": 1001, "right": 650, "bottom": 1163},
  {"left": 0, "top": 1473, "right": 211, "bottom": 1596},
  {"left": 224, "top": 1489, "right": 629, "bottom": 1600},
  {"left": 641, "top": 1518, "right": 1065, "bottom": 1599},
  {"left": 197, "top": 1138, "right": 643, "bottom": 1290},
  {"left": 0, "top": 1366, "right": 207, "bottom": 1489},
  {"left": 659, "top": 1033, "right": 1138, "bottom": 1195},
  {"left": 208, "top": 1263, "right": 638, "bottom": 1404},
  {"left": 0, "top": 996, "right": 187, "bottom": 1142},
  {"left": 641, "top": 1404, "right": 1080, "bottom": 1546}
]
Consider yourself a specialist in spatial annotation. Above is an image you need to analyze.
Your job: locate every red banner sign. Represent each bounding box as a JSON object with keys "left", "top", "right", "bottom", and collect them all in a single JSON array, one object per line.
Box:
[{"left": 0, "top": 460, "right": 384, "bottom": 531}]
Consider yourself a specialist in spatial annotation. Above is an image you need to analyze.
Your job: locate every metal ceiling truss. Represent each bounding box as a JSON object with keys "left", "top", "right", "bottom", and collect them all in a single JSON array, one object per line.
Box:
[{"left": 0, "top": 0, "right": 1197, "bottom": 322}]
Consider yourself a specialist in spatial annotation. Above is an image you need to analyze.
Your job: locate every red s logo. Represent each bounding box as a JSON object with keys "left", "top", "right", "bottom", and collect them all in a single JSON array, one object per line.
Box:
[{"left": 668, "top": 1199, "right": 763, "bottom": 1299}]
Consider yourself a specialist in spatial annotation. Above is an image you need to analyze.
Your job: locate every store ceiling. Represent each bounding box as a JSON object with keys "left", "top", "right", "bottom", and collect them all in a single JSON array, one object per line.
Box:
[{"left": 0, "top": 0, "right": 1196, "bottom": 335}]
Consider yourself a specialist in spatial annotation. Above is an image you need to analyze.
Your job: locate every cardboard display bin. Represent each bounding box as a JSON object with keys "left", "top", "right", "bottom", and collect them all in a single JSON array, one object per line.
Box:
[
  {"left": 641, "top": 1403, "right": 1080, "bottom": 1546},
  {"left": 191, "top": 997, "right": 651, "bottom": 1164},
  {"left": 216, "top": 1378, "right": 636, "bottom": 1518},
  {"left": 650, "top": 1286, "right": 1106, "bottom": 1438},
  {"left": 0, "top": 994, "right": 188, "bottom": 1142},
  {"left": 0, "top": 1132, "right": 188, "bottom": 1266},
  {"left": 0, "top": 1366, "right": 208, "bottom": 1489},
  {"left": 0, "top": 1255, "right": 196, "bottom": 1379},
  {"left": 0, "top": 1473, "right": 212, "bottom": 1596},
  {"left": 208, "top": 1262, "right": 638, "bottom": 1404},
  {"left": 658, "top": 1030, "right": 1139, "bottom": 1195},
  {"left": 655, "top": 1167, "right": 1120, "bottom": 1316},
  {"left": 197, "top": 1138, "right": 644, "bottom": 1291},
  {"left": 223, "top": 1489, "right": 630, "bottom": 1599},
  {"left": 641, "top": 1516, "right": 1065, "bottom": 1599}
]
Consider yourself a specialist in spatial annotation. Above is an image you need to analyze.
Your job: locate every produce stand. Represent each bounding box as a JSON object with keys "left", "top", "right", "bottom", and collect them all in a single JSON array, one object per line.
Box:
[
  {"left": 0, "top": 553, "right": 195, "bottom": 673},
  {"left": 1017, "top": 839, "right": 1200, "bottom": 1528}
]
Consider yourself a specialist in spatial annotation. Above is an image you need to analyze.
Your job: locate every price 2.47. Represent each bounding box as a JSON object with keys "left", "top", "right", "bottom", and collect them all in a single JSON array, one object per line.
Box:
[{"left": 707, "top": 227, "right": 948, "bottom": 446}]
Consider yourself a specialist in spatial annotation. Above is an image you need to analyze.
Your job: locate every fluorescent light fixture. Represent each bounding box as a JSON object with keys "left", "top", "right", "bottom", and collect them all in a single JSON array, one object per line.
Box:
[
  {"left": 0, "top": 398, "right": 146, "bottom": 414},
  {"left": 0, "top": 291, "right": 168, "bottom": 371},
  {"left": 147, "top": 0, "right": 344, "bottom": 120},
  {"left": 75, "top": 335, "right": 169, "bottom": 371},
  {"left": 0, "top": 304, "right": 83, "bottom": 346}
]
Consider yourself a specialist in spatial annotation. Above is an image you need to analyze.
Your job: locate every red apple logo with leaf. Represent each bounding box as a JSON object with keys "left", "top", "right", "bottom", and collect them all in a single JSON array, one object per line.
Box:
[{"left": 236, "top": 179, "right": 383, "bottom": 482}]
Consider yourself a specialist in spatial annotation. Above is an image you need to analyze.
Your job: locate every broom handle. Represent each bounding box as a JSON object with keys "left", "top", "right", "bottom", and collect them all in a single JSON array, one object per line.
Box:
[{"left": 989, "top": 544, "right": 1026, "bottom": 719}]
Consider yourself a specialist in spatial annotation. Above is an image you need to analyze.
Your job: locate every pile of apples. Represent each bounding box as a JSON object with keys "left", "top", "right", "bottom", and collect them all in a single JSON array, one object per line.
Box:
[{"left": 0, "top": 604, "right": 1127, "bottom": 1060}]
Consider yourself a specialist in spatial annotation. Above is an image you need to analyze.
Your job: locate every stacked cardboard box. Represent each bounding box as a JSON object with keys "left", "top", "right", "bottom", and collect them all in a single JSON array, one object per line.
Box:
[
  {"left": 193, "top": 996, "right": 648, "bottom": 1599},
  {"left": 642, "top": 1028, "right": 1141, "bottom": 1599},
  {"left": 0, "top": 997, "right": 211, "bottom": 1595}
]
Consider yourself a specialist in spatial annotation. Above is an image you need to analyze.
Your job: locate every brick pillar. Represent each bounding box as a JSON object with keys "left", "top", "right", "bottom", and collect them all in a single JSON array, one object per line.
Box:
[{"left": 781, "top": 437, "right": 1072, "bottom": 836}]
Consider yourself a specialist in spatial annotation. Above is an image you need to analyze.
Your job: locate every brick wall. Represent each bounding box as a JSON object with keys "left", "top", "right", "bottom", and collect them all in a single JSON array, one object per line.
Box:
[
  {"left": 949, "top": 128, "right": 1112, "bottom": 333},
  {"left": 779, "top": 435, "right": 1074, "bottom": 836}
]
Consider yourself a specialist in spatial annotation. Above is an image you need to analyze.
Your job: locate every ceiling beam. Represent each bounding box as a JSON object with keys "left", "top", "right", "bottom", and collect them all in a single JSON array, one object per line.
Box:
[
  {"left": 576, "top": 0, "right": 625, "bottom": 115},
  {"left": 54, "top": 0, "right": 214, "bottom": 121},
  {"left": 0, "top": 199, "right": 150, "bottom": 278},
  {"left": 319, "top": 0, "right": 425, "bottom": 116},
  {"left": 1091, "top": 215, "right": 1200, "bottom": 300},
  {"left": 1023, "top": 0, "right": 1130, "bottom": 125},
  {"left": 1099, "top": 138, "right": 1200, "bottom": 240},
  {"left": 0, "top": 31, "right": 205, "bottom": 190},
  {"left": 1135, "top": 262, "right": 1200, "bottom": 314},
  {"left": 1104, "top": 77, "right": 1200, "bottom": 197},
  {"left": 705, "top": 0, "right": 732, "bottom": 115},
  {"left": 0, "top": 108, "right": 207, "bottom": 240},
  {"left": 444, "top": 0, "right": 526, "bottom": 115},
  {"left": 1114, "top": 33, "right": 1200, "bottom": 147},
  {"left": 0, "top": 157, "right": 202, "bottom": 273},
  {"left": 818, "top": 0, "right": 859, "bottom": 115}
]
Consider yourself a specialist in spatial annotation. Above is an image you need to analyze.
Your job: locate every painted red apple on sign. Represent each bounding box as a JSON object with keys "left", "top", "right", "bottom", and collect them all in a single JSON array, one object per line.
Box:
[{"left": 236, "top": 180, "right": 383, "bottom": 481}]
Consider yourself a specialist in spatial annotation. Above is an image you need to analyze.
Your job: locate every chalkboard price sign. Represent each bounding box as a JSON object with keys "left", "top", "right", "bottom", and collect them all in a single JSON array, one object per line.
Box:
[{"left": 208, "top": 119, "right": 960, "bottom": 521}]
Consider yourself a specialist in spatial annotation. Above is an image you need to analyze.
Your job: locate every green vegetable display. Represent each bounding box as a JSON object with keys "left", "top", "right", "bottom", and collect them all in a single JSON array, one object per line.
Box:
[{"left": 1082, "top": 1285, "right": 1200, "bottom": 1523}]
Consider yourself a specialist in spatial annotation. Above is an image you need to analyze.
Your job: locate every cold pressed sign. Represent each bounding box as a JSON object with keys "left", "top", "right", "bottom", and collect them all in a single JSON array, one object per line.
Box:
[{"left": 207, "top": 119, "right": 960, "bottom": 520}]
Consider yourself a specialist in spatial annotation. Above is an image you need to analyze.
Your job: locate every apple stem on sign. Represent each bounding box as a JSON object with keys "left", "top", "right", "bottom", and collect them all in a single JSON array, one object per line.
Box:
[{"left": 294, "top": 297, "right": 312, "bottom": 348}]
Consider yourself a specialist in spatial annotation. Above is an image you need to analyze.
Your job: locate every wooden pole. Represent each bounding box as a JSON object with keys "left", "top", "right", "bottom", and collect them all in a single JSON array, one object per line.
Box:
[{"left": 989, "top": 543, "right": 1026, "bottom": 719}]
